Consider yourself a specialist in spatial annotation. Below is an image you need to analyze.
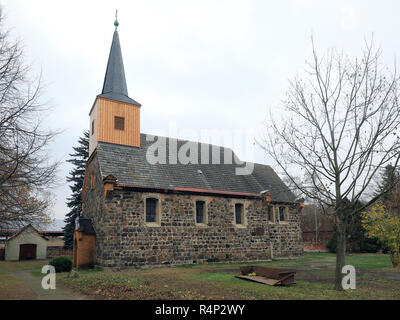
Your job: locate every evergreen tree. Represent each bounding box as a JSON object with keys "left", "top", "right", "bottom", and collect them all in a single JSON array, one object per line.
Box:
[
  {"left": 346, "top": 209, "right": 382, "bottom": 253},
  {"left": 63, "top": 131, "right": 89, "bottom": 248},
  {"left": 327, "top": 200, "right": 382, "bottom": 253},
  {"left": 375, "top": 165, "right": 398, "bottom": 201}
]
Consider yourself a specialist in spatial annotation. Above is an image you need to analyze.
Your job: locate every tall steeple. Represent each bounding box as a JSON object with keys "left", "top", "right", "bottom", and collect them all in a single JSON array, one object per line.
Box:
[
  {"left": 89, "top": 13, "right": 142, "bottom": 156},
  {"left": 97, "top": 12, "right": 140, "bottom": 106}
]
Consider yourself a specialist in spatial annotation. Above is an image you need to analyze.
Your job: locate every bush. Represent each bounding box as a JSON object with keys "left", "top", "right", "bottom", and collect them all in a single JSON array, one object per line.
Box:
[{"left": 49, "top": 256, "right": 72, "bottom": 273}]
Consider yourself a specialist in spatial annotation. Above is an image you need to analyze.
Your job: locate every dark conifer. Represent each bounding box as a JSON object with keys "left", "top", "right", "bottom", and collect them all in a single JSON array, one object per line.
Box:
[
  {"left": 63, "top": 131, "right": 89, "bottom": 248},
  {"left": 375, "top": 164, "right": 398, "bottom": 202}
]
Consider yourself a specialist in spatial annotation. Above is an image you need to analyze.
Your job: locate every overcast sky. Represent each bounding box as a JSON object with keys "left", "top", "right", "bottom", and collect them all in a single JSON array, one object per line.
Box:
[{"left": 2, "top": 0, "right": 400, "bottom": 221}]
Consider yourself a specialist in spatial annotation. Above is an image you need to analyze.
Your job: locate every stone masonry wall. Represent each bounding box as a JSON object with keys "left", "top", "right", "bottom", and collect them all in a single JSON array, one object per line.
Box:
[{"left": 83, "top": 156, "right": 303, "bottom": 268}]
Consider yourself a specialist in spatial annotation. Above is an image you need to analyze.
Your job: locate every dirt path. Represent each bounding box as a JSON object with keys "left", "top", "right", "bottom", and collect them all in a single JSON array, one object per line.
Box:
[{"left": 11, "top": 270, "right": 88, "bottom": 300}]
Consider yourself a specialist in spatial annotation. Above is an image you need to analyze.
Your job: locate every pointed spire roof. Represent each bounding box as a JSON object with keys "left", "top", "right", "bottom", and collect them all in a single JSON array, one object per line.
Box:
[{"left": 98, "top": 17, "right": 140, "bottom": 106}]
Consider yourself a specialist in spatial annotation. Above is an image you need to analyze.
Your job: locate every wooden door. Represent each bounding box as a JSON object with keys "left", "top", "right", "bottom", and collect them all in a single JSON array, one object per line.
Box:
[{"left": 19, "top": 244, "right": 37, "bottom": 260}]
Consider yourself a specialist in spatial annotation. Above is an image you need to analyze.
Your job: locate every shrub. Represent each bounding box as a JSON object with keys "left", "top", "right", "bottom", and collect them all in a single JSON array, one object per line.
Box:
[
  {"left": 326, "top": 232, "right": 337, "bottom": 253},
  {"left": 49, "top": 256, "right": 72, "bottom": 273}
]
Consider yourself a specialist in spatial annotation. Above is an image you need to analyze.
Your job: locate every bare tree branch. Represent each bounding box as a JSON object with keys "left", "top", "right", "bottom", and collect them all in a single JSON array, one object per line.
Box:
[
  {"left": 0, "top": 8, "right": 60, "bottom": 229},
  {"left": 257, "top": 37, "right": 400, "bottom": 289}
]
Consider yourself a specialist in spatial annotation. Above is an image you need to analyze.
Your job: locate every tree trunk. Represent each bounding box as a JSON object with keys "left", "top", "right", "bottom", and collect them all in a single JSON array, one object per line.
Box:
[
  {"left": 390, "top": 250, "right": 400, "bottom": 268},
  {"left": 334, "top": 224, "right": 347, "bottom": 290}
]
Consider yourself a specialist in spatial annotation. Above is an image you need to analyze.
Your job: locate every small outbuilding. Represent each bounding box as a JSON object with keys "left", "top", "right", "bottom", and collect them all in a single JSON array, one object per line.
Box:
[{"left": 5, "top": 224, "right": 48, "bottom": 260}]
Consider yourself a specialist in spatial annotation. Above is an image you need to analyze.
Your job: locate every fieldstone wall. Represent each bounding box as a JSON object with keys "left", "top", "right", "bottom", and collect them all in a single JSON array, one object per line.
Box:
[{"left": 83, "top": 156, "right": 303, "bottom": 268}]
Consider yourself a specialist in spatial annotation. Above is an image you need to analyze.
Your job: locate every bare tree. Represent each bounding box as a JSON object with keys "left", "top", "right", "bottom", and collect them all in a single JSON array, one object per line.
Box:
[
  {"left": 258, "top": 39, "right": 400, "bottom": 290},
  {"left": 0, "top": 9, "right": 59, "bottom": 229}
]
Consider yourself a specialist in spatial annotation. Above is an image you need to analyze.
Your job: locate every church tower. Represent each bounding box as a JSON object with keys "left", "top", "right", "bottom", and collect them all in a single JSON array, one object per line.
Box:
[{"left": 89, "top": 16, "right": 141, "bottom": 156}]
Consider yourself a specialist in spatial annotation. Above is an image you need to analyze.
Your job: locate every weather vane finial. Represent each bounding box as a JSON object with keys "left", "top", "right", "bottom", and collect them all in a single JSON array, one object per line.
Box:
[{"left": 114, "top": 9, "right": 119, "bottom": 30}]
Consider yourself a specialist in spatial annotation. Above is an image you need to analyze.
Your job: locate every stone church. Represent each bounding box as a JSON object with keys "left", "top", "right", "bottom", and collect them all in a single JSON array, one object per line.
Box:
[{"left": 73, "top": 19, "right": 303, "bottom": 268}]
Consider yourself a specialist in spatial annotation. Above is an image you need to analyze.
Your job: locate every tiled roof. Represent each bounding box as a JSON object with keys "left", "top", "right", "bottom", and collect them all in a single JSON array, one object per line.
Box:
[
  {"left": 7, "top": 224, "right": 48, "bottom": 241},
  {"left": 96, "top": 134, "right": 295, "bottom": 202}
]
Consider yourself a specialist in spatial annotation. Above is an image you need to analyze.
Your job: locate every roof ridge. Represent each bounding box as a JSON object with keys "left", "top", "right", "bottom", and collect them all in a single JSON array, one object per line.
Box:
[
  {"left": 140, "top": 132, "right": 236, "bottom": 153},
  {"left": 96, "top": 140, "right": 296, "bottom": 202},
  {"left": 7, "top": 224, "right": 48, "bottom": 241}
]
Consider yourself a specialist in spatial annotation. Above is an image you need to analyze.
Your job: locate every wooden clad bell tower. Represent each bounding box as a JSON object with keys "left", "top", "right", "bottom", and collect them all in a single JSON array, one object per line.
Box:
[{"left": 89, "top": 16, "right": 141, "bottom": 156}]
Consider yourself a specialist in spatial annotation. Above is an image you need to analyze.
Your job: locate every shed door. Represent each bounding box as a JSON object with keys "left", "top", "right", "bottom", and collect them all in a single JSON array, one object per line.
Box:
[{"left": 19, "top": 244, "right": 37, "bottom": 260}]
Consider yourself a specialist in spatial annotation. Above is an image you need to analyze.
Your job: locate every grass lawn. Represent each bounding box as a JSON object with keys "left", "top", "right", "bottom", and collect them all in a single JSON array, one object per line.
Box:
[
  {"left": 56, "top": 252, "right": 400, "bottom": 300},
  {"left": 0, "top": 259, "right": 49, "bottom": 299}
]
